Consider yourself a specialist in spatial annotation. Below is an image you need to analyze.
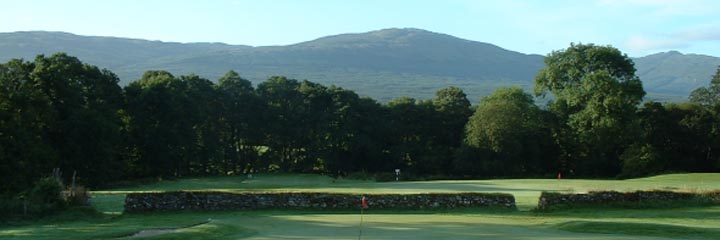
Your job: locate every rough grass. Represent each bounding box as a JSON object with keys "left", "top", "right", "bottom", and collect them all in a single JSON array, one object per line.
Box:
[{"left": 2, "top": 173, "right": 720, "bottom": 239}]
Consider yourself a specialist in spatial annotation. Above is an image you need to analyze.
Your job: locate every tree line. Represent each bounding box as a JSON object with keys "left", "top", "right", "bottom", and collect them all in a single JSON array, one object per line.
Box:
[{"left": 1, "top": 43, "right": 719, "bottom": 194}]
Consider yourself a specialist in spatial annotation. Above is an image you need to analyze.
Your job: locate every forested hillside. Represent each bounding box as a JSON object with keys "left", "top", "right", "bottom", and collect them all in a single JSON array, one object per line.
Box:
[{"left": 1, "top": 29, "right": 717, "bottom": 102}]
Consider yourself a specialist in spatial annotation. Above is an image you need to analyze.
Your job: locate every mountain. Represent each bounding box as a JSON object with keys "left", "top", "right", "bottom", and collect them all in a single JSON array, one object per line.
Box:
[
  {"left": 633, "top": 51, "right": 720, "bottom": 97},
  {"left": 0, "top": 29, "right": 543, "bottom": 101},
  {"left": 0, "top": 29, "right": 718, "bottom": 102}
]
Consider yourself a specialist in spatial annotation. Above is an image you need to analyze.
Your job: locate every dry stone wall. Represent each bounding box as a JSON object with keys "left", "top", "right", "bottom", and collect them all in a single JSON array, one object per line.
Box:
[
  {"left": 124, "top": 192, "right": 516, "bottom": 213},
  {"left": 537, "top": 190, "right": 720, "bottom": 210}
]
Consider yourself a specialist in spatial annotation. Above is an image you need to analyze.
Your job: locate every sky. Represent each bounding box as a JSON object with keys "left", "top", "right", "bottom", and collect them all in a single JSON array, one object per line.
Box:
[{"left": 2, "top": 0, "right": 719, "bottom": 57}]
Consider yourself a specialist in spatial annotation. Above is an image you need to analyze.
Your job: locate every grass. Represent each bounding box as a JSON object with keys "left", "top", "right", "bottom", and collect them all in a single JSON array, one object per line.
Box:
[
  {"left": 95, "top": 173, "right": 720, "bottom": 210},
  {"left": 556, "top": 221, "right": 718, "bottom": 239},
  {"left": 2, "top": 173, "right": 720, "bottom": 239}
]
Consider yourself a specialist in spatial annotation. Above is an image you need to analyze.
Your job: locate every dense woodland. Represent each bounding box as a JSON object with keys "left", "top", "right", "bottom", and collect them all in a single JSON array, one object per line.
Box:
[{"left": 2, "top": 44, "right": 720, "bottom": 195}]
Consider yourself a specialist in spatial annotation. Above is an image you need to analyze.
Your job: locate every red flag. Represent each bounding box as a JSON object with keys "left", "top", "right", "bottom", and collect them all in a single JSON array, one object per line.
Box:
[{"left": 361, "top": 197, "right": 368, "bottom": 209}]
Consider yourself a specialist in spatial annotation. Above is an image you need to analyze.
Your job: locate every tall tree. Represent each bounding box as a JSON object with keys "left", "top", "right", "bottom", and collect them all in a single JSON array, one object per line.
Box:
[
  {"left": 433, "top": 87, "right": 472, "bottom": 148},
  {"left": 385, "top": 97, "right": 440, "bottom": 175},
  {"left": 217, "top": 71, "right": 262, "bottom": 174},
  {"left": 0, "top": 59, "right": 55, "bottom": 192},
  {"left": 256, "top": 76, "right": 307, "bottom": 171},
  {"left": 688, "top": 66, "right": 720, "bottom": 170},
  {"left": 461, "top": 87, "right": 555, "bottom": 176},
  {"left": 428, "top": 87, "right": 473, "bottom": 174},
  {"left": 534, "top": 43, "right": 645, "bottom": 176},
  {"left": 125, "top": 71, "right": 196, "bottom": 178},
  {"left": 0, "top": 54, "right": 124, "bottom": 191},
  {"left": 183, "top": 74, "right": 223, "bottom": 175}
]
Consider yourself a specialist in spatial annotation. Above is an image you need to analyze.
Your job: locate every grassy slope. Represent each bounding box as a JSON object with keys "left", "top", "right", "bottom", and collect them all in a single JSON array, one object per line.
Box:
[{"left": 3, "top": 173, "right": 720, "bottom": 239}]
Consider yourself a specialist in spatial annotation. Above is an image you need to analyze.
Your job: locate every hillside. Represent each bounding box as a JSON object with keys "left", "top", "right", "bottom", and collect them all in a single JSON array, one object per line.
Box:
[
  {"left": 1, "top": 29, "right": 718, "bottom": 102},
  {"left": 634, "top": 51, "right": 720, "bottom": 96}
]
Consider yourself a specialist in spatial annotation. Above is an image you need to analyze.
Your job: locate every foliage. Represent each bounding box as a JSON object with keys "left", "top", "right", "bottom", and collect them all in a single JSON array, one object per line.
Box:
[
  {"left": 535, "top": 43, "right": 645, "bottom": 176},
  {"left": 0, "top": 53, "right": 123, "bottom": 192},
  {"left": 28, "top": 177, "right": 65, "bottom": 212},
  {"left": 460, "top": 87, "right": 556, "bottom": 176},
  {"left": 690, "top": 66, "right": 720, "bottom": 106},
  {"left": 0, "top": 177, "right": 67, "bottom": 218},
  {"left": 2, "top": 50, "right": 719, "bottom": 192}
]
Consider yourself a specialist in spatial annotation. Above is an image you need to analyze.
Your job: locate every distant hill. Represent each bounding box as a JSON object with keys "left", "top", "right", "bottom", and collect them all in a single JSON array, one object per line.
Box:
[
  {"left": 0, "top": 29, "right": 718, "bottom": 102},
  {"left": 633, "top": 51, "right": 720, "bottom": 97}
]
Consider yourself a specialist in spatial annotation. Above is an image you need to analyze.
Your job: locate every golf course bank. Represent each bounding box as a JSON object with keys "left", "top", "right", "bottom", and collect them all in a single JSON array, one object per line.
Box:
[{"left": 124, "top": 191, "right": 516, "bottom": 212}]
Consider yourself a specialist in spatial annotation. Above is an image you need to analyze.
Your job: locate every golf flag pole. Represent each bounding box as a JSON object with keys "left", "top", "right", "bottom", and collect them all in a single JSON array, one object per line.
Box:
[{"left": 359, "top": 196, "right": 368, "bottom": 240}]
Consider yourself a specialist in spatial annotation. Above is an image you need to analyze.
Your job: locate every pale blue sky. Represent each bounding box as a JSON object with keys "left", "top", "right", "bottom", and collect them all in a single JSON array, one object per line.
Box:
[{"left": 2, "top": 0, "right": 719, "bottom": 57}]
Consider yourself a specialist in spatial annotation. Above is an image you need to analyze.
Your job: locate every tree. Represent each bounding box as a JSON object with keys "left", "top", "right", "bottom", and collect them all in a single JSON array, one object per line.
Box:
[
  {"left": 619, "top": 102, "right": 671, "bottom": 178},
  {"left": 125, "top": 71, "right": 197, "bottom": 178},
  {"left": 0, "top": 59, "right": 55, "bottom": 193},
  {"left": 217, "top": 71, "right": 262, "bottom": 174},
  {"left": 0, "top": 54, "right": 124, "bottom": 191},
  {"left": 183, "top": 74, "right": 223, "bottom": 175},
  {"left": 688, "top": 66, "right": 720, "bottom": 171},
  {"left": 431, "top": 87, "right": 472, "bottom": 174},
  {"left": 256, "top": 76, "right": 308, "bottom": 172},
  {"left": 460, "top": 87, "right": 555, "bottom": 176},
  {"left": 534, "top": 43, "right": 645, "bottom": 176},
  {"left": 384, "top": 97, "right": 429, "bottom": 174},
  {"left": 689, "top": 66, "right": 720, "bottom": 106},
  {"left": 433, "top": 87, "right": 472, "bottom": 148}
]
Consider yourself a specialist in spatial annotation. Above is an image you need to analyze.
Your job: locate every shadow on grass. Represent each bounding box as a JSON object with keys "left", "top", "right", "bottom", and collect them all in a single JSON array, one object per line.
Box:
[
  {"left": 555, "top": 220, "right": 720, "bottom": 239},
  {"left": 533, "top": 203, "right": 720, "bottom": 220},
  {"left": 255, "top": 212, "right": 648, "bottom": 240},
  {"left": 0, "top": 207, "right": 112, "bottom": 227}
]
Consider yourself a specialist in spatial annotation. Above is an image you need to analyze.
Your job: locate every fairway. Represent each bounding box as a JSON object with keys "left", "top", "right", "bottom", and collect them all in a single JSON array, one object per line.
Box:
[{"left": 3, "top": 173, "right": 720, "bottom": 239}]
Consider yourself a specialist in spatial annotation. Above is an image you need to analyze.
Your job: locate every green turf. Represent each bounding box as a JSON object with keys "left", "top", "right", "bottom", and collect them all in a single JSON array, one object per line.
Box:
[
  {"left": 3, "top": 173, "right": 720, "bottom": 239},
  {"left": 93, "top": 173, "right": 720, "bottom": 211}
]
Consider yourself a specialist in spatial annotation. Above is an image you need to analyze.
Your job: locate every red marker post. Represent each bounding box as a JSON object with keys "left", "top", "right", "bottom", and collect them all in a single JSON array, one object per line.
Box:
[{"left": 358, "top": 196, "right": 368, "bottom": 240}]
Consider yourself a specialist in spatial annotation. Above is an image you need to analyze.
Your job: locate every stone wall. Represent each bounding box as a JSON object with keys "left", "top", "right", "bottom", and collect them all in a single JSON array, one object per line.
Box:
[
  {"left": 124, "top": 192, "right": 516, "bottom": 213},
  {"left": 537, "top": 190, "right": 720, "bottom": 210}
]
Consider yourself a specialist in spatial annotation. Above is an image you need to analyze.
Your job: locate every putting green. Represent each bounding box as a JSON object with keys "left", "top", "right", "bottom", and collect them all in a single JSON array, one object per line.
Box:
[{"left": 2, "top": 173, "right": 720, "bottom": 239}]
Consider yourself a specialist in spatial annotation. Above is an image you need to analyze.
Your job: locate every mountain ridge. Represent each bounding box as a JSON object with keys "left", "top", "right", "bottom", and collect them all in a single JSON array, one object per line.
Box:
[{"left": 1, "top": 29, "right": 717, "bottom": 102}]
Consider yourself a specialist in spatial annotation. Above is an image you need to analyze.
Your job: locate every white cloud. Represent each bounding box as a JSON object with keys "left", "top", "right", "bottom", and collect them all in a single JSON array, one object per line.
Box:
[
  {"left": 675, "top": 25, "right": 720, "bottom": 41},
  {"left": 624, "top": 36, "right": 686, "bottom": 52},
  {"left": 597, "top": 0, "right": 717, "bottom": 16},
  {"left": 623, "top": 24, "right": 720, "bottom": 54}
]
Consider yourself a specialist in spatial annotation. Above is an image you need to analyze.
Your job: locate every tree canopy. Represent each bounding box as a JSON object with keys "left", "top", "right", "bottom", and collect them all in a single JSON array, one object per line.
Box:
[
  {"left": 534, "top": 43, "right": 645, "bottom": 176},
  {"left": 2, "top": 51, "right": 718, "bottom": 196}
]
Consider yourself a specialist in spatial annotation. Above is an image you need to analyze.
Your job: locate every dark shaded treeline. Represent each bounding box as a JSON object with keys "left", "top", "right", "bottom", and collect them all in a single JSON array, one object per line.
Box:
[{"left": 1, "top": 44, "right": 719, "bottom": 193}]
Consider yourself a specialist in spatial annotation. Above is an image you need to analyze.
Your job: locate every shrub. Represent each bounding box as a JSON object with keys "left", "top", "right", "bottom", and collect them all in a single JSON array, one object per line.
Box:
[
  {"left": 619, "top": 143, "right": 666, "bottom": 179},
  {"left": 28, "top": 177, "right": 66, "bottom": 213},
  {"left": 63, "top": 186, "right": 90, "bottom": 206}
]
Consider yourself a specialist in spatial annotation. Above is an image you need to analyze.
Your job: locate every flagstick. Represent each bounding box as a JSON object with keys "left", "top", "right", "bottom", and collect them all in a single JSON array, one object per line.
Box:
[{"left": 358, "top": 207, "right": 364, "bottom": 240}]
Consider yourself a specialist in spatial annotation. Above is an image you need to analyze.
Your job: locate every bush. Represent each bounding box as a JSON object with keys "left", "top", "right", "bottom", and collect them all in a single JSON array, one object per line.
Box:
[
  {"left": 619, "top": 143, "right": 666, "bottom": 179},
  {"left": 0, "top": 195, "right": 24, "bottom": 218},
  {"left": 0, "top": 177, "right": 68, "bottom": 219},
  {"left": 28, "top": 177, "right": 66, "bottom": 213},
  {"left": 63, "top": 186, "right": 90, "bottom": 206}
]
